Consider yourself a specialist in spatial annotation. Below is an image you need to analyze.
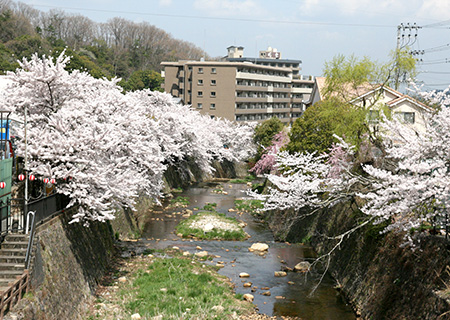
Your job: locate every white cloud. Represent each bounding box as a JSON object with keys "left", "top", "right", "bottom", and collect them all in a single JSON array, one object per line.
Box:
[
  {"left": 159, "top": 0, "right": 172, "bottom": 6},
  {"left": 193, "top": 0, "right": 266, "bottom": 17},
  {"left": 417, "top": 0, "right": 450, "bottom": 21},
  {"left": 298, "top": 0, "right": 417, "bottom": 18}
]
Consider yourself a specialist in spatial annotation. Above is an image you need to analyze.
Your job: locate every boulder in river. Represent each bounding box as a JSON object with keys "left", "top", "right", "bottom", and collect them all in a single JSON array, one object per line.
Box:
[
  {"left": 239, "top": 272, "right": 250, "bottom": 278},
  {"left": 195, "top": 251, "right": 208, "bottom": 258},
  {"left": 294, "top": 261, "right": 311, "bottom": 272},
  {"left": 243, "top": 293, "right": 254, "bottom": 302},
  {"left": 248, "top": 243, "right": 269, "bottom": 252},
  {"left": 274, "top": 271, "right": 287, "bottom": 277}
]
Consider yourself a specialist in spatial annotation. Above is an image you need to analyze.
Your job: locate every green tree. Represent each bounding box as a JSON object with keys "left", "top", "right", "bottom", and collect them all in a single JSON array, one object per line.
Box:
[
  {"left": 286, "top": 98, "right": 368, "bottom": 154},
  {"left": 119, "top": 70, "right": 164, "bottom": 92},
  {"left": 390, "top": 48, "right": 417, "bottom": 90},
  {"left": 253, "top": 117, "right": 284, "bottom": 161}
]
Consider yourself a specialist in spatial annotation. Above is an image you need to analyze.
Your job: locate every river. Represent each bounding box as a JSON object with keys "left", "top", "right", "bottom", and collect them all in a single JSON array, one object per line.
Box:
[{"left": 138, "top": 180, "right": 355, "bottom": 319}]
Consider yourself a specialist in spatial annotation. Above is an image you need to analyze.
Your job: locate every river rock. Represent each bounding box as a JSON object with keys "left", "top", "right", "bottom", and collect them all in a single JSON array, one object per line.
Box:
[
  {"left": 118, "top": 276, "right": 127, "bottom": 283},
  {"left": 294, "top": 261, "right": 311, "bottom": 272},
  {"left": 195, "top": 251, "right": 208, "bottom": 258},
  {"left": 203, "top": 222, "right": 214, "bottom": 232},
  {"left": 239, "top": 272, "right": 250, "bottom": 278},
  {"left": 243, "top": 282, "right": 252, "bottom": 287},
  {"left": 274, "top": 271, "right": 287, "bottom": 277},
  {"left": 248, "top": 243, "right": 269, "bottom": 252},
  {"left": 131, "top": 314, "right": 142, "bottom": 320},
  {"left": 243, "top": 293, "right": 254, "bottom": 302},
  {"left": 262, "top": 291, "right": 271, "bottom": 296},
  {"left": 196, "top": 246, "right": 203, "bottom": 250}
]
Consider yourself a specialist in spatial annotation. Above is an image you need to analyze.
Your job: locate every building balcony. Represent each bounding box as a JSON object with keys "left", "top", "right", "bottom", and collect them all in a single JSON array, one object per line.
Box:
[
  {"left": 291, "top": 87, "right": 312, "bottom": 94},
  {"left": 236, "top": 85, "right": 271, "bottom": 92},
  {"left": 235, "top": 108, "right": 268, "bottom": 114},
  {"left": 273, "top": 97, "right": 290, "bottom": 103},
  {"left": 236, "top": 71, "right": 291, "bottom": 83},
  {"left": 236, "top": 96, "right": 271, "bottom": 103},
  {"left": 291, "top": 97, "right": 304, "bottom": 103}
]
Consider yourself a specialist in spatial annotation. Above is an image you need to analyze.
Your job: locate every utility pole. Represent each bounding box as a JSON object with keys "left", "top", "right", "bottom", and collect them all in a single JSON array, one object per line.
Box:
[{"left": 394, "top": 23, "right": 421, "bottom": 90}]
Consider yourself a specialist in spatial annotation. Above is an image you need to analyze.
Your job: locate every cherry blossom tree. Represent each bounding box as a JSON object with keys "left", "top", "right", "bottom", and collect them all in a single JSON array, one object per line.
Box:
[
  {"left": 250, "top": 130, "right": 289, "bottom": 175},
  {"left": 253, "top": 84, "right": 450, "bottom": 246},
  {"left": 2, "top": 52, "right": 255, "bottom": 223}
]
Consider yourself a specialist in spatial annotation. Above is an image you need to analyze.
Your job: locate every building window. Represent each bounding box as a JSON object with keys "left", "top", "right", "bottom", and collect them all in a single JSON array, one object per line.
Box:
[
  {"left": 198, "top": 79, "right": 203, "bottom": 85},
  {"left": 211, "top": 79, "right": 216, "bottom": 86},
  {"left": 211, "top": 67, "right": 217, "bottom": 74},
  {"left": 395, "top": 112, "right": 415, "bottom": 124},
  {"left": 198, "top": 67, "right": 203, "bottom": 74},
  {"left": 210, "top": 103, "right": 216, "bottom": 110},
  {"left": 211, "top": 91, "right": 216, "bottom": 98},
  {"left": 197, "top": 103, "right": 202, "bottom": 109},
  {"left": 198, "top": 91, "right": 203, "bottom": 97}
]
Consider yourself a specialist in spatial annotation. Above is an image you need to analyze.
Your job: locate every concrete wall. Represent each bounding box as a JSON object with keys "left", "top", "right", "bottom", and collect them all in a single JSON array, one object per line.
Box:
[{"left": 266, "top": 200, "right": 450, "bottom": 320}]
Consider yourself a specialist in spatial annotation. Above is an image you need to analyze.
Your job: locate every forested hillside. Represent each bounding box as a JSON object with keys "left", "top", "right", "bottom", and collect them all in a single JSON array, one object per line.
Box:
[{"left": 0, "top": 0, "right": 206, "bottom": 91}]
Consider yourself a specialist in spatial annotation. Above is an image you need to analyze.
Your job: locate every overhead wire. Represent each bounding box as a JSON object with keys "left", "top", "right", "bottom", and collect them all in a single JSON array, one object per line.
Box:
[{"left": 28, "top": 4, "right": 396, "bottom": 28}]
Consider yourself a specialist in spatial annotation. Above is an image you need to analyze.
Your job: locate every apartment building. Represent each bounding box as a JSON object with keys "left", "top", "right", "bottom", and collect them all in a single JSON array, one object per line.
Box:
[{"left": 161, "top": 46, "right": 314, "bottom": 123}]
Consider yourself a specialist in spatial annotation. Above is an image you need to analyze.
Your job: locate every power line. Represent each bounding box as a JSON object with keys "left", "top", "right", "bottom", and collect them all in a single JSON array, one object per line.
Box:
[{"left": 29, "top": 4, "right": 395, "bottom": 28}]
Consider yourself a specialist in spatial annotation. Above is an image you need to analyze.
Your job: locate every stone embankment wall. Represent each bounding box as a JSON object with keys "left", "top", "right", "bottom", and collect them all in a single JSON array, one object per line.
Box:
[
  {"left": 6, "top": 207, "right": 115, "bottom": 320},
  {"left": 267, "top": 200, "right": 450, "bottom": 320},
  {"left": 6, "top": 159, "right": 246, "bottom": 319}
]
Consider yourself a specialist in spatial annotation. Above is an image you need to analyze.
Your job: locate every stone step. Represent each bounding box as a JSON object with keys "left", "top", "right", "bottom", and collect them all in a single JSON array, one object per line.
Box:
[
  {"left": 0, "top": 248, "right": 27, "bottom": 257},
  {"left": 0, "top": 277, "right": 20, "bottom": 287},
  {"left": 0, "top": 263, "right": 25, "bottom": 271},
  {"left": 1, "top": 242, "right": 28, "bottom": 250},
  {"left": 0, "top": 255, "right": 25, "bottom": 264},
  {"left": 4, "top": 234, "right": 29, "bottom": 242},
  {"left": 0, "top": 270, "right": 23, "bottom": 279}
]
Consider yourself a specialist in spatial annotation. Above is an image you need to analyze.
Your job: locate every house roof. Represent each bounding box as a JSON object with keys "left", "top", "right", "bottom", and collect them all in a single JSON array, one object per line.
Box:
[
  {"left": 351, "top": 84, "right": 434, "bottom": 113},
  {"left": 308, "top": 76, "right": 435, "bottom": 113}
]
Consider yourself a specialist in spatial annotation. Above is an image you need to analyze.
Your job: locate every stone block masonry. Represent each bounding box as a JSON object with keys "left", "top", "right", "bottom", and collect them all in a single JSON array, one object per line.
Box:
[{"left": 5, "top": 207, "right": 115, "bottom": 320}]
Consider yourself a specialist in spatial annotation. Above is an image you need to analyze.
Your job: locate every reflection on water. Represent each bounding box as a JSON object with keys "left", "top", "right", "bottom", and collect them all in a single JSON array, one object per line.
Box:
[{"left": 140, "top": 181, "right": 355, "bottom": 320}]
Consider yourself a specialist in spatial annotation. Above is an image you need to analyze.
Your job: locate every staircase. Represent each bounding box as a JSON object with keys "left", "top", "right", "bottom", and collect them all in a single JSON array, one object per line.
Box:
[{"left": 0, "top": 234, "right": 28, "bottom": 293}]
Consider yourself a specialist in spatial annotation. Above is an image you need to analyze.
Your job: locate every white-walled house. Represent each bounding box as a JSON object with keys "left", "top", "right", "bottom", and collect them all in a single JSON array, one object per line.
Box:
[{"left": 307, "top": 77, "right": 434, "bottom": 134}]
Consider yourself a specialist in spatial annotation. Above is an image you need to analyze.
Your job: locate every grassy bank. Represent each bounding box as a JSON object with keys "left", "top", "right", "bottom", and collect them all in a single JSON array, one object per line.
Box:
[{"left": 85, "top": 248, "right": 253, "bottom": 319}]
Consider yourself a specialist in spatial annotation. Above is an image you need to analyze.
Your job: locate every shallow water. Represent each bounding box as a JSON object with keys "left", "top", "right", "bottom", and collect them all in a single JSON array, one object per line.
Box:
[{"left": 140, "top": 181, "right": 355, "bottom": 319}]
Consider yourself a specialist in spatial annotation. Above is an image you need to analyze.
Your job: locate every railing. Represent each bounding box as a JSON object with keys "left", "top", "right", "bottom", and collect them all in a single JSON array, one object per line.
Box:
[
  {"left": 0, "top": 270, "right": 29, "bottom": 320},
  {"left": 0, "top": 193, "right": 70, "bottom": 238},
  {"left": 24, "top": 211, "right": 36, "bottom": 270}
]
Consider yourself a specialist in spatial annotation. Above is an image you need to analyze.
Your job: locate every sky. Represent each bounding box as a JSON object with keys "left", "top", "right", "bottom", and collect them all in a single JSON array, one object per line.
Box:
[{"left": 21, "top": 0, "right": 450, "bottom": 90}]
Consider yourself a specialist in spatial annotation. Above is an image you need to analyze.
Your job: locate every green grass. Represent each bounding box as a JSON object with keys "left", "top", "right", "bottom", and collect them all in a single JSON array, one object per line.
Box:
[
  {"left": 229, "top": 175, "right": 256, "bottom": 184},
  {"left": 122, "top": 257, "right": 251, "bottom": 319},
  {"left": 176, "top": 211, "right": 247, "bottom": 241},
  {"left": 203, "top": 202, "right": 217, "bottom": 211},
  {"left": 234, "top": 199, "right": 264, "bottom": 215},
  {"left": 168, "top": 196, "right": 190, "bottom": 208}
]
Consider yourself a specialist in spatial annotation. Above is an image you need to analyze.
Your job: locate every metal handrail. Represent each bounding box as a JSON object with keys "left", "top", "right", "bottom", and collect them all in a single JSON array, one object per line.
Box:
[{"left": 24, "top": 211, "right": 36, "bottom": 270}]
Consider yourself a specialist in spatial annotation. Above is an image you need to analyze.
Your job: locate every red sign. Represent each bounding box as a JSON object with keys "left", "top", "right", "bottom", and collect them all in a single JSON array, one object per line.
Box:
[
  {"left": 29, "top": 175, "right": 35, "bottom": 181},
  {"left": 50, "top": 178, "right": 56, "bottom": 184},
  {"left": 18, "top": 174, "right": 25, "bottom": 181},
  {"left": 43, "top": 178, "right": 49, "bottom": 184},
  {"left": 0, "top": 182, "right": 6, "bottom": 189}
]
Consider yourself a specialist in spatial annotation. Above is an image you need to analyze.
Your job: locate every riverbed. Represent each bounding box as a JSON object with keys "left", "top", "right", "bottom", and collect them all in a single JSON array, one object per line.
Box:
[{"left": 137, "top": 180, "right": 355, "bottom": 319}]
